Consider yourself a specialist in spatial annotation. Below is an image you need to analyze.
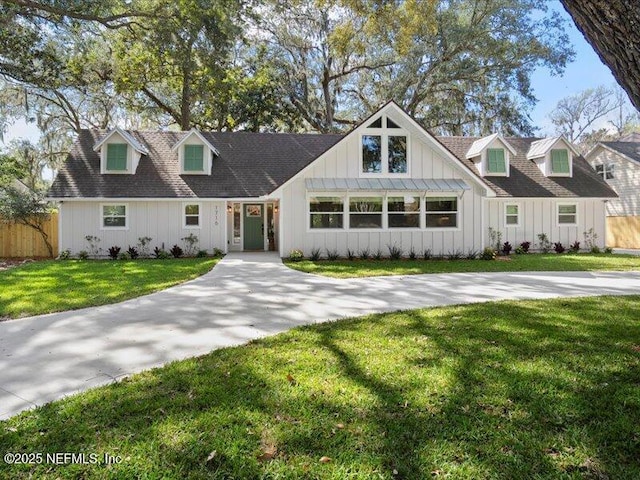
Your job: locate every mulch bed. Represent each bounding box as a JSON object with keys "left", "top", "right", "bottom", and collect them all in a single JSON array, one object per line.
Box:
[{"left": 0, "top": 258, "right": 37, "bottom": 271}]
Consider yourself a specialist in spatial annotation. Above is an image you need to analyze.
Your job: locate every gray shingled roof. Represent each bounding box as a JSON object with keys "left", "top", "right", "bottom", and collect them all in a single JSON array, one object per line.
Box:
[
  {"left": 438, "top": 136, "right": 616, "bottom": 198},
  {"left": 49, "top": 130, "right": 343, "bottom": 198},
  {"left": 306, "top": 178, "right": 471, "bottom": 192},
  {"left": 600, "top": 141, "right": 640, "bottom": 165}
]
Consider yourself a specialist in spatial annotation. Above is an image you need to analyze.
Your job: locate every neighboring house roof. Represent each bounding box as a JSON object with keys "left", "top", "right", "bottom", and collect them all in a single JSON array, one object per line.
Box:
[
  {"left": 50, "top": 129, "right": 342, "bottom": 198},
  {"left": 93, "top": 127, "right": 150, "bottom": 155},
  {"left": 438, "top": 136, "right": 616, "bottom": 198},
  {"left": 465, "top": 133, "right": 517, "bottom": 158},
  {"left": 526, "top": 136, "right": 579, "bottom": 160},
  {"left": 597, "top": 141, "right": 640, "bottom": 165},
  {"left": 618, "top": 132, "right": 640, "bottom": 142}
]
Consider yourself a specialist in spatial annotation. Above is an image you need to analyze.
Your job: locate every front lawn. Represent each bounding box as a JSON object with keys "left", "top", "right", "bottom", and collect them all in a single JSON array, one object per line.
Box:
[
  {"left": 1, "top": 296, "right": 639, "bottom": 479},
  {"left": 0, "top": 258, "right": 218, "bottom": 320},
  {"left": 285, "top": 253, "right": 640, "bottom": 278}
]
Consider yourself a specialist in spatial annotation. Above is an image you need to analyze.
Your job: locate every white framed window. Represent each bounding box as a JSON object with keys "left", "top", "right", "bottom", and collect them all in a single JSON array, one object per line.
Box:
[
  {"left": 486, "top": 148, "right": 507, "bottom": 175},
  {"left": 425, "top": 196, "right": 458, "bottom": 228},
  {"left": 101, "top": 204, "right": 128, "bottom": 230},
  {"left": 557, "top": 203, "right": 577, "bottom": 226},
  {"left": 184, "top": 203, "right": 201, "bottom": 228},
  {"left": 309, "top": 196, "right": 344, "bottom": 229},
  {"left": 595, "top": 163, "right": 615, "bottom": 180},
  {"left": 349, "top": 196, "right": 383, "bottom": 229},
  {"left": 505, "top": 203, "right": 520, "bottom": 227},
  {"left": 360, "top": 115, "right": 409, "bottom": 176},
  {"left": 550, "top": 149, "right": 571, "bottom": 176},
  {"left": 388, "top": 195, "right": 420, "bottom": 228}
]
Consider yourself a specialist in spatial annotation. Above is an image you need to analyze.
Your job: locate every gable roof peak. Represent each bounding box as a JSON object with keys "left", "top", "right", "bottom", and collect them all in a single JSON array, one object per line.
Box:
[
  {"left": 171, "top": 128, "right": 220, "bottom": 156},
  {"left": 92, "top": 127, "right": 149, "bottom": 155},
  {"left": 465, "top": 133, "right": 517, "bottom": 159},
  {"left": 527, "top": 136, "right": 578, "bottom": 159}
]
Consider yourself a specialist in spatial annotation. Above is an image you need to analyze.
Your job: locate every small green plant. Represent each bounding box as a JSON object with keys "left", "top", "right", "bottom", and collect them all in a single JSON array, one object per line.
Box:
[
  {"left": 181, "top": 233, "right": 199, "bottom": 256},
  {"left": 408, "top": 247, "right": 417, "bottom": 260},
  {"left": 466, "top": 249, "right": 478, "bottom": 260},
  {"left": 58, "top": 249, "right": 71, "bottom": 260},
  {"left": 78, "top": 250, "right": 89, "bottom": 260},
  {"left": 347, "top": 249, "right": 356, "bottom": 261},
  {"left": 326, "top": 249, "right": 339, "bottom": 260},
  {"left": 118, "top": 251, "right": 132, "bottom": 261},
  {"left": 288, "top": 249, "right": 304, "bottom": 262},
  {"left": 137, "top": 236, "right": 153, "bottom": 257},
  {"left": 447, "top": 249, "right": 463, "bottom": 260},
  {"left": 537, "top": 233, "right": 552, "bottom": 253},
  {"left": 519, "top": 241, "right": 531, "bottom": 253},
  {"left": 127, "top": 246, "right": 140, "bottom": 259},
  {"left": 84, "top": 235, "right": 101, "bottom": 257},
  {"left": 422, "top": 248, "right": 432, "bottom": 260},
  {"left": 196, "top": 249, "right": 208, "bottom": 258},
  {"left": 553, "top": 242, "right": 565, "bottom": 254},
  {"left": 583, "top": 228, "right": 599, "bottom": 253},
  {"left": 359, "top": 248, "right": 370, "bottom": 260},
  {"left": 373, "top": 249, "right": 383, "bottom": 260},
  {"left": 387, "top": 244, "right": 402, "bottom": 260},
  {"left": 502, "top": 242, "right": 513, "bottom": 256},
  {"left": 170, "top": 245, "right": 184, "bottom": 258},
  {"left": 156, "top": 249, "right": 171, "bottom": 260},
  {"left": 310, "top": 247, "right": 322, "bottom": 261},
  {"left": 604, "top": 247, "right": 613, "bottom": 254},
  {"left": 489, "top": 227, "right": 503, "bottom": 251},
  {"left": 481, "top": 247, "right": 497, "bottom": 260},
  {"left": 569, "top": 241, "right": 581, "bottom": 254},
  {"left": 515, "top": 246, "right": 526, "bottom": 255},
  {"left": 108, "top": 246, "right": 121, "bottom": 260},
  {"left": 212, "top": 248, "right": 224, "bottom": 257}
]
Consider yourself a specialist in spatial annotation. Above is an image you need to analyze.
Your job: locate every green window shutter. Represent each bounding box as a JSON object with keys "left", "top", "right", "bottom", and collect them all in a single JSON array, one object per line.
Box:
[
  {"left": 106, "top": 144, "right": 128, "bottom": 171},
  {"left": 184, "top": 145, "right": 204, "bottom": 171},
  {"left": 487, "top": 149, "right": 506, "bottom": 173},
  {"left": 551, "top": 149, "right": 570, "bottom": 173}
]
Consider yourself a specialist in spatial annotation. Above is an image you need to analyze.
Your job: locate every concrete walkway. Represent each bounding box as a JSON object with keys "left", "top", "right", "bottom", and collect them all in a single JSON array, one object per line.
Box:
[{"left": 1, "top": 252, "right": 639, "bottom": 419}]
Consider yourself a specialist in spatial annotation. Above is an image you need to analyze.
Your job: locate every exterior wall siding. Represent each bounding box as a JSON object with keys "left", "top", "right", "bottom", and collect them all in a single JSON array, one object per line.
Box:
[
  {"left": 59, "top": 200, "right": 226, "bottom": 255},
  {"left": 588, "top": 147, "right": 640, "bottom": 216},
  {"left": 485, "top": 198, "right": 607, "bottom": 249}
]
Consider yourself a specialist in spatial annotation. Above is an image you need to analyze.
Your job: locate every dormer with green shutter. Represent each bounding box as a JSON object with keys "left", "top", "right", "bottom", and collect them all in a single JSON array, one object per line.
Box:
[
  {"left": 172, "top": 129, "right": 219, "bottom": 175},
  {"left": 527, "top": 136, "right": 577, "bottom": 177},
  {"left": 94, "top": 128, "right": 149, "bottom": 174},
  {"left": 465, "top": 133, "right": 516, "bottom": 177}
]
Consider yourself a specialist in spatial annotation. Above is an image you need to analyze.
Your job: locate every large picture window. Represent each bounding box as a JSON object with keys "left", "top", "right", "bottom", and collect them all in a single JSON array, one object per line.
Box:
[
  {"left": 388, "top": 196, "right": 420, "bottom": 228},
  {"left": 309, "top": 197, "right": 344, "bottom": 229},
  {"left": 350, "top": 197, "right": 383, "bottom": 228},
  {"left": 102, "top": 204, "right": 127, "bottom": 228},
  {"left": 425, "top": 197, "right": 458, "bottom": 228}
]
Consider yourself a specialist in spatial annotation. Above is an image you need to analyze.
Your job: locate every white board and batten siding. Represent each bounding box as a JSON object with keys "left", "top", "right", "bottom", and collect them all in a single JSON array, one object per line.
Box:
[
  {"left": 485, "top": 198, "right": 607, "bottom": 248},
  {"left": 59, "top": 200, "right": 226, "bottom": 254},
  {"left": 588, "top": 147, "right": 640, "bottom": 216},
  {"left": 278, "top": 109, "right": 486, "bottom": 257}
]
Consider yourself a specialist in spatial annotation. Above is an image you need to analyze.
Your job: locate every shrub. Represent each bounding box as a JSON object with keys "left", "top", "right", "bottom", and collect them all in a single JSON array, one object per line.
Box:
[
  {"left": 359, "top": 248, "right": 370, "bottom": 260},
  {"left": 489, "top": 227, "right": 503, "bottom": 251},
  {"left": 569, "top": 241, "right": 581, "bottom": 254},
  {"left": 553, "top": 242, "right": 565, "bottom": 254},
  {"left": 408, "top": 247, "right": 417, "bottom": 260},
  {"left": 591, "top": 246, "right": 602, "bottom": 254},
  {"left": 373, "top": 249, "right": 383, "bottom": 260},
  {"left": 422, "top": 248, "right": 432, "bottom": 260},
  {"left": 181, "top": 233, "right": 199, "bottom": 256},
  {"left": 310, "top": 247, "right": 322, "bottom": 261},
  {"left": 137, "top": 236, "right": 153, "bottom": 257},
  {"left": 108, "top": 246, "right": 121, "bottom": 260},
  {"left": 78, "top": 250, "right": 89, "bottom": 260},
  {"left": 481, "top": 247, "right": 497, "bottom": 261},
  {"left": 170, "top": 245, "right": 184, "bottom": 258},
  {"left": 502, "top": 241, "right": 513, "bottom": 256},
  {"left": 515, "top": 246, "right": 526, "bottom": 255},
  {"left": 153, "top": 246, "right": 165, "bottom": 259},
  {"left": 466, "top": 249, "right": 478, "bottom": 260},
  {"left": 196, "top": 249, "right": 208, "bottom": 258},
  {"left": 519, "top": 241, "right": 531, "bottom": 253},
  {"left": 84, "top": 235, "right": 101, "bottom": 257},
  {"left": 326, "top": 249, "right": 339, "bottom": 260},
  {"left": 155, "top": 249, "right": 171, "bottom": 260},
  {"left": 118, "top": 251, "right": 132, "bottom": 261},
  {"left": 387, "top": 244, "right": 402, "bottom": 260},
  {"left": 212, "top": 248, "right": 224, "bottom": 257},
  {"left": 347, "top": 248, "right": 356, "bottom": 261},
  {"left": 583, "top": 228, "right": 599, "bottom": 252},
  {"left": 537, "top": 233, "right": 552, "bottom": 253},
  {"left": 126, "top": 246, "right": 139, "bottom": 259},
  {"left": 288, "top": 249, "right": 304, "bottom": 262},
  {"left": 604, "top": 247, "right": 613, "bottom": 254},
  {"left": 58, "top": 249, "right": 71, "bottom": 260},
  {"left": 447, "top": 249, "right": 463, "bottom": 260}
]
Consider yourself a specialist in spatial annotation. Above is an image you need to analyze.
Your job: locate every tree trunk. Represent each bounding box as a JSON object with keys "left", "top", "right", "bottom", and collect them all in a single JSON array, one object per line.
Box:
[{"left": 560, "top": 0, "right": 640, "bottom": 111}]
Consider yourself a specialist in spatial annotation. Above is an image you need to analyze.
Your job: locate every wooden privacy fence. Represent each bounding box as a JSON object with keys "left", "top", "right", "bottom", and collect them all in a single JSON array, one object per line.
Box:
[
  {"left": 607, "top": 216, "right": 640, "bottom": 249},
  {"left": 0, "top": 213, "right": 58, "bottom": 258}
]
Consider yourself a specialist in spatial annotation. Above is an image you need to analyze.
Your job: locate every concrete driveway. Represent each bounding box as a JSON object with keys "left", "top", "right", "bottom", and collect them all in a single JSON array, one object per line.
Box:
[{"left": 1, "top": 252, "right": 639, "bottom": 419}]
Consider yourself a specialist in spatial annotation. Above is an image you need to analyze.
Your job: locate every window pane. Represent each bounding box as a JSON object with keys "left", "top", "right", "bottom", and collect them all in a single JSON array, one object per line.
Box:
[
  {"left": 309, "top": 197, "right": 343, "bottom": 213},
  {"left": 106, "top": 144, "right": 127, "bottom": 171},
  {"left": 388, "top": 136, "right": 407, "bottom": 173},
  {"left": 350, "top": 197, "right": 383, "bottom": 212},
  {"left": 184, "top": 145, "right": 204, "bottom": 171},
  {"left": 310, "top": 213, "right": 343, "bottom": 229},
  {"left": 506, "top": 205, "right": 518, "bottom": 215},
  {"left": 103, "top": 205, "right": 126, "bottom": 216},
  {"left": 559, "top": 215, "right": 576, "bottom": 224},
  {"left": 367, "top": 118, "right": 382, "bottom": 128},
  {"left": 595, "top": 164, "right": 604, "bottom": 176},
  {"left": 388, "top": 196, "right": 420, "bottom": 212},
  {"left": 425, "top": 197, "right": 457, "bottom": 212},
  {"left": 362, "top": 135, "right": 382, "bottom": 173},
  {"left": 389, "top": 214, "right": 420, "bottom": 228},
  {"left": 558, "top": 205, "right": 576, "bottom": 214},
  {"left": 386, "top": 117, "right": 401, "bottom": 128},
  {"left": 426, "top": 213, "right": 457, "bottom": 228},
  {"left": 104, "top": 216, "right": 126, "bottom": 227},
  {"left": 350, "top": 214, "right": 382, "bottom": 228},
  {"left": 487, "top": 149, "right": 506, "bottom": 173},
  {"left": 233, "top": 203, "right": 241, "bottom": 244},
  {"left": 185, "top": 204, "right": 199, "bottom": 215},
  {"left": 185, "top": 215, "right": 199, "bottom": 226},
  {"left": 506, "top": 215, "right": 518, "bottom": 225},
  {"left": 551, "top": 149, "right": 570, "bottom": 173},
  {"left": 606, "top": 163, "right": 615, "bottom": 179}
]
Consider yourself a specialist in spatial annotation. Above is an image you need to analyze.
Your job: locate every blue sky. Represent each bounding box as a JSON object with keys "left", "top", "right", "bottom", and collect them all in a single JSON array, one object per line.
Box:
[{"left": 0, "top": 2, "right": 622, "bottom": 145}]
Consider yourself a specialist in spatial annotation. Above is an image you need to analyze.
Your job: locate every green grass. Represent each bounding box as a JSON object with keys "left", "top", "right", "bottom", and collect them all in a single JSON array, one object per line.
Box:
[
  {"left": 1, "top": 296, "right": 639, "bottom": 479},
  {"left": 285, "top": 253, "right": 640, "bottom": 278},
  {"left": 0, "top": 258, "right": 218, "bottom": 319}
]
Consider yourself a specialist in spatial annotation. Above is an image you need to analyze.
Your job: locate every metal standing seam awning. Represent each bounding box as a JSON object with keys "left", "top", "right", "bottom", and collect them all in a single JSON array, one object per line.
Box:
[{"left": 305, "top": 178, "right": 472, "bottom": 194}]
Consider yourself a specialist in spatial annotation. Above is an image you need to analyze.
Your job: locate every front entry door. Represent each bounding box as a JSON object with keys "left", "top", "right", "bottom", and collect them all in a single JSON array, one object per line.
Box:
[{"left": 243, "top": 204, "right": 264, "bottom": 250}]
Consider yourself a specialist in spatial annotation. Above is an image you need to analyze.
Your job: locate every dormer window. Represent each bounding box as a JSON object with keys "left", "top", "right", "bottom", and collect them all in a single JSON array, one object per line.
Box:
[
  {"left": 486, "top": 148, "right": 506, "bottom": 174},
  {"left": 94, "top": 128, "right": 148, "bottom": 175},
  {"left": 550, "top": 149, "right": 570, "bottom": 174},
  {"left": 360, "top": 115, "right": 408, "bottom": 176},
  {"left": 106, "top": 143, "right": 128, "bottom": 171},
  {"left": 527, "top": 137, "right": 576, "bottom": 177},
  {"left": 465, "top": 133, "right": 515, "bottom": 177},
  {"left": 172, "top": 129, "right": 219, "bottom": 175},
  {"left": 184, "top": 145, "right": 204, "bottom": 172}
]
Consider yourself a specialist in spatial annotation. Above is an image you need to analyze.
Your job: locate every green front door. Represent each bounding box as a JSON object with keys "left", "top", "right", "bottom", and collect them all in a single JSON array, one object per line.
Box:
[{"left": 243, "top": 204, "right": 264, "bottom": 250}]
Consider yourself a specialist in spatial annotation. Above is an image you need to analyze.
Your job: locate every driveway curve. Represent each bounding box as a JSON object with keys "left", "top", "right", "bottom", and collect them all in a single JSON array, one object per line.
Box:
[{"left": 1, "top": 251, "right": 639, "bottom": 419}]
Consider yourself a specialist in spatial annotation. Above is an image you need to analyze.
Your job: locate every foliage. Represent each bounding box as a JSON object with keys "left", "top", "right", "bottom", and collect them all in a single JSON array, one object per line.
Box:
[
  {"left": 288, "top": 249, "right": 304, "bottom": 262},
  {"left": 212, "top": 248, "right": 224, "bottom": 257},
  {"left": 0, "top": 258, "right": 218, "bottom": 318},
  {"left": 84, "top": 235, "right": 102, "bottom": 257},
  {"left": 326, "top": 249, "right": 339, "bottom": 261},
  {"left": 57, "top": 249, "right": 71, "bottom": 260},
  {"left": 537, "top": 233, "right": 552, "bottom": 253},
  {"left": 502, "top": 241, "right": 513, "bottom": 256},
  {"left": 373, "top": 249, "right": 383, "bottom": 260},
  {"left": 604, "top": 247, "right": 613, "bottom": 254},
  {"left": 127, "top": 246, "right": 139, "bottom": 260},
  {"left": 77, "top": 250, "right": 89, "bottom": 260},
  {"left": 118, "top": 251, "right": 132, "bottom": 261},
  {"left": 181, "top": 233, "right": 199, "bottom": 257},
  {"left": 466, "top": 249, "right": 478, "bottom": 260},
  {"left": 553, "top": 242, "right": 565, "bottom": 254},
  {"left": 488, "top": 227, "right": 503, "bottom": 251},
  {"left": 170, "top": 245, "right": 184, "bottom": 259},
  {"left": 408, "top": 247, "right": 417, "bottom": 260},
  {"left": 153, "top": 248, "right": 170, "bottom": 260},
  {"left": 569, "top": 241, "right": 581, "bottom": 253},
  {"left": 359, "top": 248, "right": 370, "bottom": 260},
  {"left": 137, "top": 236, "right": 153, "bottom": 257},
  {"left": 387, "top": 244, "right": 402, "bottom": 260},
  {"left": 346, "top": 248, "right": 356, "bottom": 261},
  {"left": 107, "top": 246, "right": 121, "bottom": 260},
  {"left": 447, "top": 249, "right": 463, "bottom": 260},
  {"left": 481, "top": 247, "right": 497, "bottom": 261},
  {"left": 519, "top": 241, "right": 531, "bottom": 253},
  {"left": 196, "top": 249, "right": 208, "bottom": 258},
  {"left": 310, "top": 247, "right": 322, "bottom": 261},
  {"left": 583, "top": 228, "right": 600, "bottom": 253},
  {"left": 422, "top": 249, "right": 433, "bottom": 260}
]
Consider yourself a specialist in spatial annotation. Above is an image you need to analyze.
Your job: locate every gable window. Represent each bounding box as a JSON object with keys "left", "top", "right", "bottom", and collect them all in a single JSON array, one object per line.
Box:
[
  {"left": 106, "top": 144, "right": 128, "bottom": 171},
  {"left": 350, "top": 197, "right": 382, "bottom": 228},
  {"left": 362, "top": 135, "right": 382, "bottom": 173},
  {"left": 361, "top": 115, "right": 409, "bottom": 175},
  {"left": 557, "top": 204, "right": 577, "bottom": 225},
  {"left": 425, "top": 197, "right": 458, "bottom": 228},
  {"left": 388, "top": 136, "right": 407, "bottom": 173},
  {"left": 184, "top": 145, "right": 204, "bottom": 172},
  {"left": 388, "top": 196, "right": 420, "bottom": 228},
  {"left": 505, "top": 204, "right": 519, "bottom": 226},
  {"left": 310, "top": 197, "right": 344, "bottom": 229},
  {"left": 102, "top": 204, "right": 127, "bottom": 229},
  {"left": 487, "top": 148, "right": 506, "bottom": 174},
  {"left": 550, "top": 149, "right": 570, "bottom": 174},
  {"left": 595, "top": 163, "right": 615, "bottom": 180},
  {"left": 184, "top": 204, "right": 200, "bottom": 227}
]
